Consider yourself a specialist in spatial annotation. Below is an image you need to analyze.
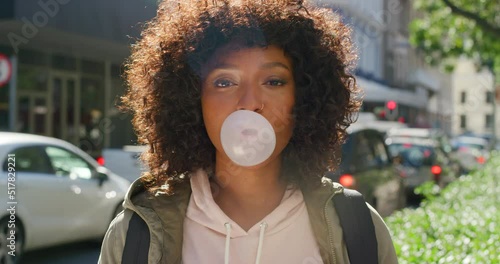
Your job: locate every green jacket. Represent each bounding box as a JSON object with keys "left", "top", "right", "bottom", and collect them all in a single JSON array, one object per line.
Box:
[{"left": 98, "top": 177, "right": 398, "bottom": 263}]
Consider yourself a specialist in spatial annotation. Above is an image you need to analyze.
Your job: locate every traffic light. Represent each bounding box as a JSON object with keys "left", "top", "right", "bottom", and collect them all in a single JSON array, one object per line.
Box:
[
  {"left": 385, "top": 100, "right": 398, "bottom": 120},
  {"left": 386, "top": 100, "right": 397, "bottom": 111}
]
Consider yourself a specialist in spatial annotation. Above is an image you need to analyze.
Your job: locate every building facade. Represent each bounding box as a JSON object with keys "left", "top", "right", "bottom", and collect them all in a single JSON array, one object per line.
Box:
[
  {"left": 0, "top": 0, "right": 157, "bottom": 156},
  {"left": 451, "top": 58, "right": 498, "bottom": 139},
  {"left": 323, "top": 0, "right": 452, "bottom": 131}
]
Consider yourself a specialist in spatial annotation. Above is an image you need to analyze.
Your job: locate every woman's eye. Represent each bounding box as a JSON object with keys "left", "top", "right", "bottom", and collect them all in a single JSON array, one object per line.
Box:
[
  {"left": 213, "top": 79, "right": 235, "bottom": 88},
  {"left": 265, "top": 79, "right": 286, "bottom": 86}
]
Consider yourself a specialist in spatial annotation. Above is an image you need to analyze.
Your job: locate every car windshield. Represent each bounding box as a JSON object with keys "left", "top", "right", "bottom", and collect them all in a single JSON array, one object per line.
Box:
[
  {"left": 388, "top": 143, "right": 436, "bottom": 167},
  {"left": 454, "top": 142, "right": 485, "bottom": 151}
]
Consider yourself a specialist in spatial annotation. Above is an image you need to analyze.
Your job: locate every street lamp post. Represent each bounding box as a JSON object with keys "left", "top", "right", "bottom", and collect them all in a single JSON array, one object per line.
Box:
[{"left": 8, "top": 55, "right": 18, "bottom": 132}]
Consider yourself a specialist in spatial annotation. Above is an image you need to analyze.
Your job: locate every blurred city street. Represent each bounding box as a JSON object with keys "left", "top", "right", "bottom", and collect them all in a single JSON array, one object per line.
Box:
[
  {"left": 0, "top": 0, "right": 498, "bottom": 263},
  {"left": 20, "top": 241, "right": 100, "bottom": 264}
]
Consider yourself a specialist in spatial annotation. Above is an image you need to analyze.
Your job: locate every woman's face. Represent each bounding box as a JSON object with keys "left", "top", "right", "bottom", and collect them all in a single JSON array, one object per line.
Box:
[{"left": 201, "top": 45, "right": 296, "bottom": 167}]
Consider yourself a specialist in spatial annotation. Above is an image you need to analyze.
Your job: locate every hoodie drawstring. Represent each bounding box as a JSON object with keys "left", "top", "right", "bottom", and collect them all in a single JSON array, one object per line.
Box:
[
  {"left": 255, "top": 222, "right": 268, "bottom": 264},
  {"left": 223, "top": 222, "right": 268, "bottom": 264},
  {"left": 224, "top": 222, "right": 232, "bottom": 264}
]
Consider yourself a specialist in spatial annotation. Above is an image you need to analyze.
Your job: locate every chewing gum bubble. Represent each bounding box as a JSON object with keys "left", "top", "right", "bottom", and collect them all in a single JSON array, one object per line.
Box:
[{"left": 220, "top": 110, "right": 276, "bottom": 167}]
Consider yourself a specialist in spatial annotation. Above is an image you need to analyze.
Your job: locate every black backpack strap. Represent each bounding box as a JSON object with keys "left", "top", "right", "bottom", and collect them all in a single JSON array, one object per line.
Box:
[
  {"left": 332, "top": 188, "right": 378, "bottom": 264},
  {"left": 122, "top": 212, "right": 150, "bottom": 264}
]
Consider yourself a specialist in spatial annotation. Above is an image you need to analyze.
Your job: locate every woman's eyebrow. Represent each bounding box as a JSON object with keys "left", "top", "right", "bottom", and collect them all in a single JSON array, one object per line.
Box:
[
  {"left": 208, "top": 61, "right": 291, "bottom": 72},
  {"left": 211, "top": 63, "right": 238, "bottom": 70},
  {"left": 260, "top": 62, "right": 291, "bottom": 71}
]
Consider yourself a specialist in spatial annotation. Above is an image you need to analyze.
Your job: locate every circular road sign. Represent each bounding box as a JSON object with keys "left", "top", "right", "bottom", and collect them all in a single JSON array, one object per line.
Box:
[{"left": 0, "top": 54, "right": 13, "bottom": 87}]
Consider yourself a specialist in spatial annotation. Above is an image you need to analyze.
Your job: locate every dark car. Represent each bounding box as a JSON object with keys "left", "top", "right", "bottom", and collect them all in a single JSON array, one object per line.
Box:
[
  {"left": 386, "top": 128, "right": 466, "bottom": 175},
  {"left": 327, "top": 127, "right": 406, "bottom": 217},
  {"left": 385, "top": 137, "right": 457, "bottom": 198}
]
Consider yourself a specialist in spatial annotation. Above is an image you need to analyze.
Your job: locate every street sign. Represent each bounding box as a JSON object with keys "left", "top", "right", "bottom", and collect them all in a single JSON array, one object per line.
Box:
[{"left": 0, "top": 54, "right": 13, "bottom": 87}]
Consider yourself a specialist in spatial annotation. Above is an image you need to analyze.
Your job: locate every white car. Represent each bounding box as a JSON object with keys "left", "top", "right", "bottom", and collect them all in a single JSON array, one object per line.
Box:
[
  {"left": 0, "top": 132, "right": 131, "bottom": 263},
  {"left": 102, "top": 145, "right": 149, "bottom": 182},
  {"left": 451, "top": 136, "right": 490, "bottom": 171}
]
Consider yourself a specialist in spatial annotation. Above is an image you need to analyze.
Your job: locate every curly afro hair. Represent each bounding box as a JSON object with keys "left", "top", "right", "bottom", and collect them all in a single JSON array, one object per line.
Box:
[{"left": 122, "top": 0, "right": 362, "bottom": 195}]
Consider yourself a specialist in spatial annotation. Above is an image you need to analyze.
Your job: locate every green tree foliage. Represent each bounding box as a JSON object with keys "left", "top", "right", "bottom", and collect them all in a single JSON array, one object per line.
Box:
[{"left": 410, "top": 0, "right": 500, "bottom": 75}]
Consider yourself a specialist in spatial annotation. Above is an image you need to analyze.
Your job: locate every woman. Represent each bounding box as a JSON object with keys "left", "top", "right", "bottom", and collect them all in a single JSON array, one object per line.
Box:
[{"left": 99, "top": 0, "right": 398, "bottom": 263}]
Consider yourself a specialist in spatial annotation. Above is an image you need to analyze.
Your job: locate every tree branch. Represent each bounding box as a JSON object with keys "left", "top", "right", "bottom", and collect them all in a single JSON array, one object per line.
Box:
[{"left": 441, "top": 0, "right": 500, "bottom": 39}]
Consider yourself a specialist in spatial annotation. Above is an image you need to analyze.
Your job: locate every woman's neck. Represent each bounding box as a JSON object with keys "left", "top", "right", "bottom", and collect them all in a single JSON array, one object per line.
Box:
[{"left": 211, "top": 152, "right": 287, "bottom": 231}]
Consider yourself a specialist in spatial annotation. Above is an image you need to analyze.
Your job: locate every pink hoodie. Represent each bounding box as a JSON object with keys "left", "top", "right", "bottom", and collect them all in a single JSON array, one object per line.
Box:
[{"left": 182, "top": 170, "right": 324, "bottom": 264}]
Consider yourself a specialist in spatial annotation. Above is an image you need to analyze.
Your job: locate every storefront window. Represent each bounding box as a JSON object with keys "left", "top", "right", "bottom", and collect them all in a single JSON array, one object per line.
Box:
[
  {"left": 52, "top": 54, "right": 77, "bottom": 71},
  {"left": 18, "top": 67, "right": 49, "bottom": 92},
  {"left": 16, "top": 66, "right": 49, "bottom": 134},
  {"left": 109, "top": 78, "right": 136, "bottom": 148},
  {"left": 19, "top": 49, "right": 48, "bottom": 67},
  {"left": 51, "top": 76, "right": 77, "bottom": 141},
  {"left": 111, "top": 63, "right": 123, "bottom": 78},
  {"left": 79, "top": 77, "right": 105, "bottom": 158},
  {"left": 82, "top": 59, "right": 104, "bottom": 77}
]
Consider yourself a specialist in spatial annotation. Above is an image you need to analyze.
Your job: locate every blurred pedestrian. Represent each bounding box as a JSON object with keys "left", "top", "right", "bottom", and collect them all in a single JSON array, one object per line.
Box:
[{"left": 99, "top": 0, "right": 398, "bottom": 263}]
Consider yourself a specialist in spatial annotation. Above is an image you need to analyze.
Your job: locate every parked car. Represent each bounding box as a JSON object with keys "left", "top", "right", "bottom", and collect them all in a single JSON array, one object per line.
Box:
[
  {"left": 385, "top": 136, "right": 457, "bottom": 198},
  {"left": 102, "top": 145, "right": 149, "bottom": 182},
  {"left": 458, "top": 132, "right": 496, "bottom": 151},
  {"left": 451, "top": 136, "right": 490, "bottom": 173},
  {"left": 0, "top": 132, "right": 131, "bottom": 263},
  {"left": 327, "top": 127, "right": 406, "bottom": 217},
  {"left": 452, "top": 136, "right": 489, "bottom": 154},
  {"left": 386, "top": 127, "right": 469, "bottom": 174},
  {"left": 387, "top": 128, "right": 454, "bottom": 154}
]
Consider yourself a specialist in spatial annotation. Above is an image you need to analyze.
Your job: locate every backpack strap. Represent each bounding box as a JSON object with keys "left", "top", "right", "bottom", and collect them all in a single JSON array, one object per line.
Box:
[
  {"left": 332, "top": 188, "right": 379, "bottom": 264},
  {"left": 122, "top": 212, "right": 150, "bottom": 264}
]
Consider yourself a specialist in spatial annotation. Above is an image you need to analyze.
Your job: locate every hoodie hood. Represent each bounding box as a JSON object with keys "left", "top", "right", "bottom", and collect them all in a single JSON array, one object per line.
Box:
[
  {"left": 186, "top": 169, "right": 305, "bottom": 238},
  {"left": 183, "top": 169, "right": 320, "bottom": 264}
]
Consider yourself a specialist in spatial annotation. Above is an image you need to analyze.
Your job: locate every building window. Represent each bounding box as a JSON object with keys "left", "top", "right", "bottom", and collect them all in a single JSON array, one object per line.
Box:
[
  {"left": 485, "top": 114, "right": 493, "bottom": 128},
  {"left": 111, "top": 63, "right": 123, "bottom": 78},
  {"left": 52, "top": 54, "right": 76, "bottom": 71},
  {"left": 460, "top": 91, "right": 466, "bottom": 104},
  {"left": 460, "top": 115, "right": 467, "bottom": 129},
  {"left": 82, "top": 59, "right": 104, "bottom": 77},
  {"left": 486, "top": 91, "right": 494, "bottom": 104},
  {"left": 19, "top": 49, "right": 48, "bottom": 66}
]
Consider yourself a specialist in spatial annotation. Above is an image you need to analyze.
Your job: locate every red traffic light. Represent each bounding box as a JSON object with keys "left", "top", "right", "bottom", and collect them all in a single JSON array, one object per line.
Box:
[
  {"left": 431, "top": 165, "right": 442, "bottom": 175},
  {"left": 386, "top": 100, "right": 397, "bottom": 111}
]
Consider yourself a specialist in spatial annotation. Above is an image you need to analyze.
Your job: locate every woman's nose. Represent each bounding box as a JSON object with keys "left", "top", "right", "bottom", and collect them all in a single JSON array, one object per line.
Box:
[{"left": 236, "top": 83, "right": 263, "bottom": 112}]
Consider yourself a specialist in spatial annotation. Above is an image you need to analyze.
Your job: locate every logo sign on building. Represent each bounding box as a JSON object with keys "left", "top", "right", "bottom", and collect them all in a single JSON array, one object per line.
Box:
[{"left": 0, "top": 54, "right": 13, "bottom": 87}]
